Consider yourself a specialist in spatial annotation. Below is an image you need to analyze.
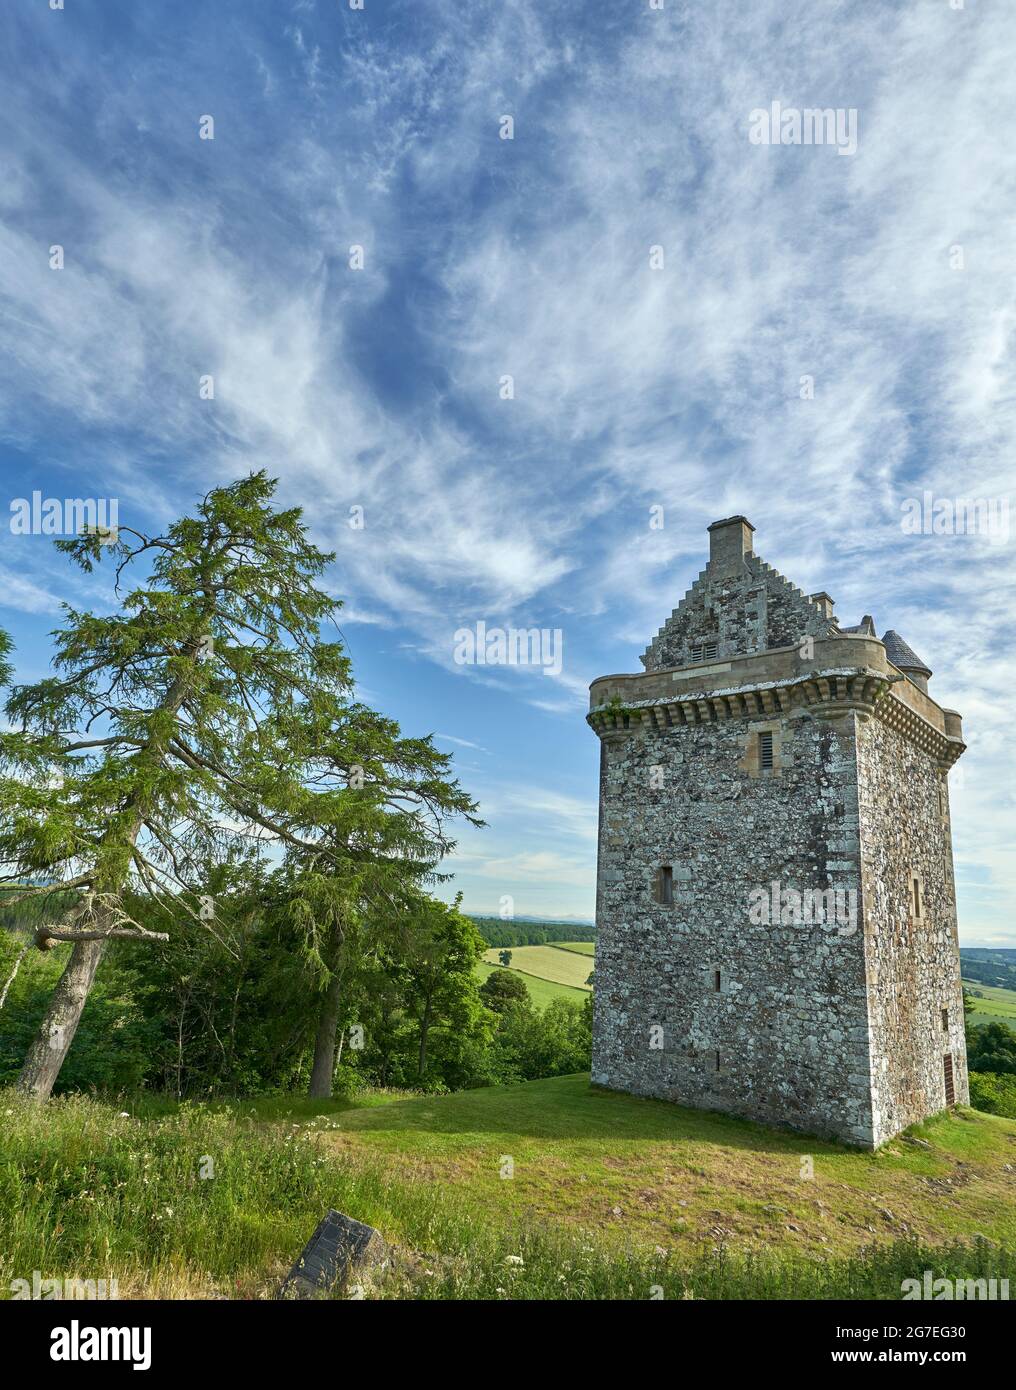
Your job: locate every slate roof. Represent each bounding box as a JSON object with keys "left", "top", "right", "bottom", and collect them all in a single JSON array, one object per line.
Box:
[
  {"left": 838, "top": 615, "right": 876, "bottom": 636},
  {"left": 881, "top": 629, "right": 932, "bottom": 677}
]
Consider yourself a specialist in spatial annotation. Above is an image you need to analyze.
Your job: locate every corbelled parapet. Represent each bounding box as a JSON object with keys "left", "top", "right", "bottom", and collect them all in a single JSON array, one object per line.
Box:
[{"left": 588, "top": 633, "right": 964, "bottom": 770}]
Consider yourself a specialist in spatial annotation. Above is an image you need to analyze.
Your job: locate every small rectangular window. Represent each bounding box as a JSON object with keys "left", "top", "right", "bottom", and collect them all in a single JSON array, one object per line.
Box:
[
  {"left": 943, "top": 1053, "right": 955, "bottom": 1106},
  {"left": 758, "top": 731, "right": 774, "bottom": 770},
  {"left": 941, "top": 1007, "right": 949, "bottom": 1032},
  {"left": 714, "top": 1050, "right": 722, "bottom": 1074},
  {"left": 714, "top": 969, "right": 722, "bottom": 993},
  {"left": 658, "top": 865, "right": 673, "bottom": 906},
  {"left": 912, "top": 877, "right": 921, "bottom": 917}
]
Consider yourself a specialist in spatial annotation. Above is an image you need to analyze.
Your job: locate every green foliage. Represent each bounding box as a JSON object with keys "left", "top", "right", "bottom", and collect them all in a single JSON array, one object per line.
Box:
[
  {"left": 479, "top": 969, "right": 530, "bottom": 1012},
  {"left": 393, "top": 898, "right": 492, "bottom": 1084},
  {"left": 966, "top": 1021, "right": 1016, "bottom": 1076},
  {"left": 968, "top": 1071, "right": 1016, "bottom": 1119},
  {"left": 0, "top": 934, "right": 160, "bottom": 1093},
  {"left": 0, "top": 473, "right": 480, "bottom": 1094},
  {"left": 477, "top": 993, "right": 592, "bottom": 1086},
  {"left": 473, "top": 918, "right": 596, "bottom": 948}
]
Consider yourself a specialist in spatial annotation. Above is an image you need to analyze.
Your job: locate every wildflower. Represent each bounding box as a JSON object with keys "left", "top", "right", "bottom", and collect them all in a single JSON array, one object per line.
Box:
[{"left": 504, "top": 1255, "right": 524, "bottom": 1267}]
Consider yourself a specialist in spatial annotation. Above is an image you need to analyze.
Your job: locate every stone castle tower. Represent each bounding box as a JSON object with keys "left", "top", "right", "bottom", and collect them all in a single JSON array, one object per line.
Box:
[{"left": 587, "top": 516, "right": 968, "bottom": 1148}]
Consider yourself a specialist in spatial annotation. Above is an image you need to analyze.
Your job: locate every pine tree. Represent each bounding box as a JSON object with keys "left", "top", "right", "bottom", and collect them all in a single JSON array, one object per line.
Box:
[{"left": 0, "top": 473, "right": 479, "bottom": 1099}]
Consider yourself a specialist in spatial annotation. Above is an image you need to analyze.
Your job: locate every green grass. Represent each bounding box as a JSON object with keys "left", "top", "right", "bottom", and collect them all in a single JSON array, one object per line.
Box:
[
  {"left": 481, "top": 944, "right": 593, "bottom": 992},
  {"left": 320, "top": 1074, "right": 1016, "bottom": 1260},
  {"left": 475, "top": 961, "right": 586, "bottom": 1009},
  {"left": 5, "top": 1073, "right": 1016, "bottom": 1301},
  {"left": 5, "top": 1079, "right": 1016, "bottom": 1300},
  {"left": 475, "top": 939, "right": 596, "bottom": 1009}
]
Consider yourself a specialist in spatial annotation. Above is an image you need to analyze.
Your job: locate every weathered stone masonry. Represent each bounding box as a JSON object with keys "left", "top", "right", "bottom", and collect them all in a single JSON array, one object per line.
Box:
[{"left": 588, "top": 516, "right": 967, "bottom": 1148}]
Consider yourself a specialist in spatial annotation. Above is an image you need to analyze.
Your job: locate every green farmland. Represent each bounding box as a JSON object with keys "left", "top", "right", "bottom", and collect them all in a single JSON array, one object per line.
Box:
[
  {"left": 477, "top": 940, "right": 595, "bottom": 1009},
  {"left": 964, "top": 980, "right": 1016, "bottom": 1029}
]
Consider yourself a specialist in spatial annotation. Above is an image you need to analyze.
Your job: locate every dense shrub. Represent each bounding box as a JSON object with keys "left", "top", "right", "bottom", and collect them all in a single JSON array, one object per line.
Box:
[
  {"left": 967, "top": 1021, "right": 1016, "bottom": 1076},
  {"left": 969, "top": 1070, "right": 1016, "bottom": 1119}
]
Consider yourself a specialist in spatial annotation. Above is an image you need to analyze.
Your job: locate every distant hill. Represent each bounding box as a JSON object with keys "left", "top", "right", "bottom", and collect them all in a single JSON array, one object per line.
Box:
[
  {"left": 960, "top": 948, "right": 1016, "bottom": 992},
  {"left": 469, "top": 912, "right": 594, "bottom": 924},
  {"left": 471, "top": 917, "right": 596, "bottom": 948}
]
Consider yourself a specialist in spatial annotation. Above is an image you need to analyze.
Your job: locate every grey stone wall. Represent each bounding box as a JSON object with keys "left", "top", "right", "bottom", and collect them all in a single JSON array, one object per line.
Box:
[
  {"left": 592, "top": 521, "right": 968, "bottom": 1149},
  {"left": 856, "top": 714, "right": 969, "bottom": 1143},
  {"left": 591, "top": 708, "right": 876, "bottom": 1145},
  {"left": 642, "top": 558, "right": 835, "bottom": 673}
]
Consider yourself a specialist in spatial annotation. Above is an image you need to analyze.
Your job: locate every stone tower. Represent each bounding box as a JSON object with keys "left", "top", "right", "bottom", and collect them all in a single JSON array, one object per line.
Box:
[{"left": 588, "top": 517, "right": 967, "bottom": 1148}]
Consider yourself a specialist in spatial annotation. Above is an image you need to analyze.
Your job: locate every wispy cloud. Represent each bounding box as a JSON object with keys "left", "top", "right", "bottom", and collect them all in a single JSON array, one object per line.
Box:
[{"left": 0, "top": 0, "right": 1012, "bottom": 933}]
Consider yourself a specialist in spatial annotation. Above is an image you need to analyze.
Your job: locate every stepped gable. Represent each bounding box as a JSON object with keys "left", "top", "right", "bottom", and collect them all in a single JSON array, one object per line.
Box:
[{"left": 640, "top": 516, "right": 837, "bottom": 672}]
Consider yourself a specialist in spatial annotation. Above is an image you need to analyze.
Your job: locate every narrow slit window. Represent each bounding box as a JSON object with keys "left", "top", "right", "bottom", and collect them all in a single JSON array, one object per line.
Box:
[
  {"left": 912, "top": 876, "right": 921, "bottom": 917},
  {"left": 713, "top": 969, "right": 722, "bottom": 993},
  {"left": 658, "top": 865, "right": 673, "bottom": 906},
  {"left": 714, "top": 1050, "right": 722, "bottom": 1074},
  {"left": 758, "top": 731, "right": 774, "bottom": 770},
  {"left": 941, "top": 1007, "right": 949, "bottom": 1032},
  {"left": 943, "top": 1053, "right": 955, "bottom": 1106}
]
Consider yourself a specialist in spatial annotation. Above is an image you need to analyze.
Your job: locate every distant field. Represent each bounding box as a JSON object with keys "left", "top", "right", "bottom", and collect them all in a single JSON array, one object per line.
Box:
[
  {"left": 963, "top": 979, "right": 1016, "bottom": 1029},
  {"left": 550, "top": 941, "right": 595, "bottom": 957},
  {"left": 474, "top": 961, "right": 584, "bottom": 1009},
  {"left": 483, "top": 944, "right": 593, "bottom": 992}
]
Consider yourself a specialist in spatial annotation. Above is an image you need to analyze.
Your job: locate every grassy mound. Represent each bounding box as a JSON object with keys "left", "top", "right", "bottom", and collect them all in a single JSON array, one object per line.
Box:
[
  {"left": 3, "top": 1075, "right": 1015, "bottom": 1299},
  {"left": 321, "top": 1074, "right": 1016, "bottom": 1257}
]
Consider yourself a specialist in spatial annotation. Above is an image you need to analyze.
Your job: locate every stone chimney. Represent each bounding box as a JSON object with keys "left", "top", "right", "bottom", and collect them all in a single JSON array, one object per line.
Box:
[
  {"left": 707, "top": 516, "right": 755, "bottom": 577},
  {"left": 809, "top": 591, "right": 835, "bottom": 620}
]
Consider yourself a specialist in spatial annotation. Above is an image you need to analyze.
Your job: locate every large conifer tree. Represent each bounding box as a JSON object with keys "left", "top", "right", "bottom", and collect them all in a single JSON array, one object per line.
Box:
[{"left": 0, "top": 473, "right": 479, "bottom": 1099}]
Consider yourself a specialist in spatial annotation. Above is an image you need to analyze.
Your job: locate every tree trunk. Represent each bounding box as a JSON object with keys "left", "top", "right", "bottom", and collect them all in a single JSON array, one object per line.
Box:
[
  {"left": 14, "top": 939, "right": 106, "bottom": 1100},
  {"left": 418, "top": 996, "right": 432, "bottom": 1078},
  {"left": 14, "top": 631, "right": 204, "bottom": 1101},
  {"left": 308, "top": 964, "right": 343, "bottom": 1099}
]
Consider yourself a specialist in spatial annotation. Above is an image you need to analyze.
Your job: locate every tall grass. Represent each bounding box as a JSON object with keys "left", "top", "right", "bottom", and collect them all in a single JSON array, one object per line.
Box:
[
  {"left": 1, "top": 1090, "right": 1013, "bottom": 1300},
  {"left": 388, "top": 1230, "right": 1016, "bottom": 1301}
]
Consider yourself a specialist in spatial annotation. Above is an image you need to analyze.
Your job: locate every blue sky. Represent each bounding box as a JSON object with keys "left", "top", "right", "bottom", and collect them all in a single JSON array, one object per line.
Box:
[{"left": 0, "top": 0, "right": 1013, "bottom": 942}]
